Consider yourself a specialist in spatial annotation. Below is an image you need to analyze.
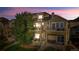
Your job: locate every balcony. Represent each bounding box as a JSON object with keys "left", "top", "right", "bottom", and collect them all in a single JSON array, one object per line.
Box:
[{"left": 46, "top": 30, "right": 65, "bottom": 35}]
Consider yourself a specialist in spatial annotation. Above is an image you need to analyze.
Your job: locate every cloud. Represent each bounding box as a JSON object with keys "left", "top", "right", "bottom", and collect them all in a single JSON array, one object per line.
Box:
[
  {"left": 48, "top": 9, "right": 79, "bottom": 19},
  {"left": 0, "top": 7, "right": 79, "bottom": 20}
]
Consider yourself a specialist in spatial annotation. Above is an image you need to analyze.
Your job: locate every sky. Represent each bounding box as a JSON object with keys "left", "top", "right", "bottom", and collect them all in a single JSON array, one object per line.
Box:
[{"left": 0, "top": 7, "right": 79, "bottom": 20}]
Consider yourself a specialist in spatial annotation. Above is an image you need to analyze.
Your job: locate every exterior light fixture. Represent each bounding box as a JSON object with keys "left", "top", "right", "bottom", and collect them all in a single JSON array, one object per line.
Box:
[
  {"left": 34, "top": 33, "right": 40, "bottom": 39},
  {"left": 42, "top": 22, "right": 44, "bottom": 25}
]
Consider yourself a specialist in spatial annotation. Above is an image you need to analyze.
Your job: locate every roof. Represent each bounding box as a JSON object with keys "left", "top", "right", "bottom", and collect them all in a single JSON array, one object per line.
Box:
[
  {"left": 33, "top": 12, "right": 50, "bottom": 15},
  {"left": 51, "top": 14, "right": 67, "bottom": 21},
  {"left": 0, "top": 17, "right": 9, "bottom": 24},
  {"left": 74, "top": 17, "right": 79, "bottom": 21},
  {"left": 69, "top": 17, "right": 79, "bottom": 22}
]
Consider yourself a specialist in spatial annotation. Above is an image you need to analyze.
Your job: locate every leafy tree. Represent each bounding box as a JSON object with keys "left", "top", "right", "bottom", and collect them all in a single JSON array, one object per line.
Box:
[{"left": 14, "top": 12, "right": 34, "bottom": 44}]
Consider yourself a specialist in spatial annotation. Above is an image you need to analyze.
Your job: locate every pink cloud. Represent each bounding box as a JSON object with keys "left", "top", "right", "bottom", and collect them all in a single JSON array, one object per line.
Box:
[
  {"left": 48, "top": 9, "right": 79, "bottom": 14},
  {"left": 1, "top": 7, "right": 79, "bottom": 20},
  {"left": 48, "top": 9, "right": 79, "bottom": 20}
]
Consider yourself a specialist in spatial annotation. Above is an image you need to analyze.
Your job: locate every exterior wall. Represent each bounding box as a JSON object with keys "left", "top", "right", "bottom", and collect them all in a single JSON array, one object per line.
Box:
[
  {"left": 32, "top": 12, "right": 70, "bottom": 50},
  {"left": 0, "top": 18, "right": 15, "bottom": 43},
  {"left": 0, "top": 22, "right": 4, "bottom": 39},
  {"left": 8, "top": 20, "right": 15, "bottom": 42},
  {"left": 69, "top": 20, "right": 79, "bottom": 47},
  {"left": 69, "top": 21, "right": 79, "bottom": 28},
  {"left": 47, "top": 17, "right": 68, "bottom": 42},
  {"left": 46, "top": 17, "right": 70, "bottom": 50},
  {"left": 0, "top": 18, "right": 10, "bottom": 43},
  {"left": 32, "top": 13, "right": 49, "bottom": 47}
]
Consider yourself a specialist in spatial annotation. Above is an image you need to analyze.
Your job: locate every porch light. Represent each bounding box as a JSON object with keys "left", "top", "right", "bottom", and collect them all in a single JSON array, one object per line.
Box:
[{"left": 42, "top": 22, "right": 44, "bottom": 25}]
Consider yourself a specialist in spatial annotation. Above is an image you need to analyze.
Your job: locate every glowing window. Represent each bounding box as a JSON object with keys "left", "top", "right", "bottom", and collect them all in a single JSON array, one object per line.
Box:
[
  {"left": 34, "top": 33, "right": 40, "bottom": 39},
  {"left": 35, "top": 23, "right": 41, "bottom": 28},
  {"left": 38, "top": 15, "right": 43, "bottom": 19}
]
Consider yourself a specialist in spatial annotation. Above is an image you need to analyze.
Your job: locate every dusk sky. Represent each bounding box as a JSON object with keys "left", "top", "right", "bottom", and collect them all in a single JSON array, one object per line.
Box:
[{"left": 0, "top": 7, "right": 79, "bottom": 20}]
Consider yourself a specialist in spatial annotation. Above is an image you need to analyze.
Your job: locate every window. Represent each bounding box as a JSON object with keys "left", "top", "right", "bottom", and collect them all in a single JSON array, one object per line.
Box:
[
  {"left": 34, "top": 23, "right": 41, "bottom": 28},
  {"left": 34, "top": 33, "right": 40, "bottom": 39},
  {"left": 34, "top": 22, "right": 44, "bottom": 28},
  {"left": 52, "top": 23, "right": 55, "bottom": 30},
  {"left": 38, "top": 15, "right": 43, "bottom": 19},
  {"left": 51, "top": 22, "right": 64, "bottom": 31},
  {"left": 57, "top": 36, "right": 64, "bottom": 45},
  {"left": 56, "top": 23, "right": 59, "bottom": 30},
  {"left": 59, "top": 22, "right": 64, "bottom": 30}
]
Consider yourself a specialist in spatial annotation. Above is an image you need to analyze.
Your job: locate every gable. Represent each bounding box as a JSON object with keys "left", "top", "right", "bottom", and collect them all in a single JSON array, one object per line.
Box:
[{"left": 50, "top": 15, "right": 67, "bottom": 22}]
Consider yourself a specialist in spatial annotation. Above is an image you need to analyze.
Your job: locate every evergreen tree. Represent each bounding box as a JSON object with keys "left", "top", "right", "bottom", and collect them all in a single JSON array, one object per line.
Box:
[{"left": 14, "top": 12, "right": 34, "bottom": 44}]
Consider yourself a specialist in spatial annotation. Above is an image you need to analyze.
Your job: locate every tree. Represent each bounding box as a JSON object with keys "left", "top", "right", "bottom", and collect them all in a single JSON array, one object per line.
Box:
[{"left": 14, "top": 12, "right": 34, "bottom": 44}]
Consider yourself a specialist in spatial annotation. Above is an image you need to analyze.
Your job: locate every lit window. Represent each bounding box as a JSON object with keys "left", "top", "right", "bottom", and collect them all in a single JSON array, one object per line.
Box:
[
  {"left": 34, "top": 33, "right": 40, "bottom": 39},
  {"left": 38, "top": 15, "right": 43, "bottom": 19},
  {"left": 35, "top": 23, "right": 41, "bottom": 28}
]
